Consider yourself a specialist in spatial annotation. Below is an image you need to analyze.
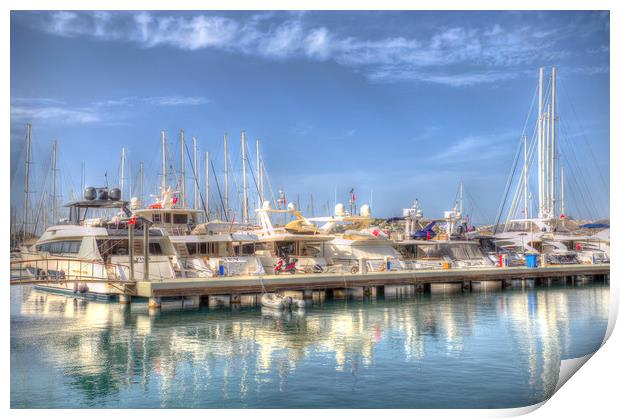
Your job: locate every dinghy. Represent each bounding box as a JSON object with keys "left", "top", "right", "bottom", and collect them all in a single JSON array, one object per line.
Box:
[{"left": 261, "top": 293, "right": 292, "bottom": 310}]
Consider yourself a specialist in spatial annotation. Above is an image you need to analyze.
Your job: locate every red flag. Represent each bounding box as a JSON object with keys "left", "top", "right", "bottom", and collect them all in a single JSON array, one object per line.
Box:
[
  {"left": 127, "top": 215, "right": 137, "bottom": 225},
  {"left": 426, "top": 231, "right": 431, "bottom": 240},
  {"left": 172, "top": 195, "right": 178, "bottom": 205}
]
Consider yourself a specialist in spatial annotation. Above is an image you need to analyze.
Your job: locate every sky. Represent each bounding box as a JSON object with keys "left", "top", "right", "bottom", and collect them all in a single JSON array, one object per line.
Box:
[{"left": 10, "top": 10, "right": 610, "bottom": 226}]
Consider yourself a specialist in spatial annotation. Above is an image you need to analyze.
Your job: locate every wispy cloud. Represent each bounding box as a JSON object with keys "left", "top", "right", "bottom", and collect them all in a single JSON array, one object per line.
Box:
[
  {"left": 31, "top": 11, "right": 609, "bottom": 87},
  {"left": 434, "top": 132, "right": 518, "bottom": 161},
  {"left": 11, "top": 105, "right": 100, "bottom": 124},
  {"left": 11, "top": 95, "right": 209, "bottom": 125}
]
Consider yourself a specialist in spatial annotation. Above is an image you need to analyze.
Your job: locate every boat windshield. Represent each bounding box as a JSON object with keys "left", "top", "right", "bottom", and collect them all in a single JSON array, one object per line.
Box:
[{"left": 417, "top": 243, "right": 484, "bottom": 260}]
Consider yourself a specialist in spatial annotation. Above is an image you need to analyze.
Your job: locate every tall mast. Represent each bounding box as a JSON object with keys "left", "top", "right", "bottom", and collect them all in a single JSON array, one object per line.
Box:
[
  {"left": 459, "top": 181, "right": 463, "bottom": 214},
  {"left": 545, "top": 103, "right": 551, "bottom": 215},
  {"left": 181, "top": 129, "right": 186, "bottom": 208},
  {"left": 561, "top": 166, "right": 565, "bottom": 215},
  {"left": 161, "top": 129, "right": 166, "bottom": 193},
  {"left": 23, "top": 123, "right": 31, "bottom": 241},
  {"left": 224, "top": 132, "right": 229, "bottom": 220},
  {"left": 193, "top": 136, "right": 198, "bottom": 210},
  {"left": 523, "top": 135, "right": 529, "bottom": 218},
  {"left": 51, "top": 140, "right": 57, "bottom": 224},
  {"left": 120, "top": 146, "right": 125, "bottom": 201},
  {"left": 139, "top": 161, "right": 144, "bottom": 204},
  {"left": 537, "top": 67, "right": 544, "bottom": 218},
  {"left": 256, "top": 139, "right": 262, "bottom": 204},
  {"left": 241, "top": 130, "right": 248, "bottom": 223},
  {"left": 550, "top": 66, "right": 557, "bottom": 218},
  {"left": 81, "top": 162, "right": 85, "bottom": 198},
  {"left": 205, "top": 150, "right": 209, "bottom": 219}
]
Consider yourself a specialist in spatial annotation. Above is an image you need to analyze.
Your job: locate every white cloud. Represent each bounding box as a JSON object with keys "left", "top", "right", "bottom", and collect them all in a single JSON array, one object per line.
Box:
[
  {"left": 145, "top": 96, "right": 209, "bottom": 106},
  {"left": 35, "top": 11, "right": 608, "bottom": 87},
  {"left": 11, "top": 106, "right": 100, "bottom": 124},
  {"left": 11, "top": 95, "right": 210, "bottom": 125}
]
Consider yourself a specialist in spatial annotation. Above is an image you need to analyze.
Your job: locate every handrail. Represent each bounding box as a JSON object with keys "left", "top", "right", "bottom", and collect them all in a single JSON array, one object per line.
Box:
[{"left": 10, "top": 256, "right": 135, "bottom": 286}]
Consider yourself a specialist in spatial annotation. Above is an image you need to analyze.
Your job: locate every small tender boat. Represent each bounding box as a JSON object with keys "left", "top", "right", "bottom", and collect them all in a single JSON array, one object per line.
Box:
[{"left": 261, "top": 293, "right": 292, "bottom": 310}]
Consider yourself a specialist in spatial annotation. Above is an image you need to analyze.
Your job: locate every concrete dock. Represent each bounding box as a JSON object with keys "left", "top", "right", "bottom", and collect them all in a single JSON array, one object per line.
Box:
[{"left": 126, "top": 264, "right": 610, "bottom": 309}]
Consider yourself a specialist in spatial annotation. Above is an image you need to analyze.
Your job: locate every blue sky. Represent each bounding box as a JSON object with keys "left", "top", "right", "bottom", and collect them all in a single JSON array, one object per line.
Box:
[{"left": 10, "top": 10, "right": 610, "bottom": 224}]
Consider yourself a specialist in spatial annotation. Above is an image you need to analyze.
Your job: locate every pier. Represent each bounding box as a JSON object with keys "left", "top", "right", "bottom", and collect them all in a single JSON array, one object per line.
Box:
[{"left": 123, "top": 264, "right": 610, "bottom": 309}]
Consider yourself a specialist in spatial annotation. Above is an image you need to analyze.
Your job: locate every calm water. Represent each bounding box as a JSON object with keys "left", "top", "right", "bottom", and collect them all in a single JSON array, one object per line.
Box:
[{"left": 11, "top": 283, "right": 609, "bottom": 409}]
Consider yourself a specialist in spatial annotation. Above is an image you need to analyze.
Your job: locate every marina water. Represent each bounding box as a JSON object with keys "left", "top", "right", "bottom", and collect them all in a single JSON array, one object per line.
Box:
[{"left": 11, "top": 283, "right": 608, "bottom": 408}]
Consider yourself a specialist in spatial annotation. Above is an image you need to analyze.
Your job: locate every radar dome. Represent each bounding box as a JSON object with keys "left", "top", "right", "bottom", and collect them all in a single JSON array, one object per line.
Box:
[
  {"left": 335, "top": 203, "right": 345, "bottom": 216},
  {"left": 84, "top": 187, "right": 96, "bottom": 201},
  {"left": 287, "top": 202, "right": 297, "bottom": 212},
  {"left": 360, "top": 204, "right": 371, "bottom": 217},
  {"left": 109, "top": 188, "right": 121, "bottom": 201}
]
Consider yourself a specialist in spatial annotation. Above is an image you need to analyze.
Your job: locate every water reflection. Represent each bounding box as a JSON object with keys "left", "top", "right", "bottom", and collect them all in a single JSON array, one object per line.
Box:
[{"left": 11, "top": 284, "right": 609, "bottom": 408}]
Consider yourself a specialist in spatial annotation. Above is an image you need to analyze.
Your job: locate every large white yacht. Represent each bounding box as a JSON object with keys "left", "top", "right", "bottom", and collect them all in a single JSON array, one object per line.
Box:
[
  {"left": 132, "top": 187, "right": 264, "bottom": 277},
  {"left": 16, "top": 187, "right": 179, "bottom": 298},
  {"left": 311, "top": 203, "right": 407, "bottom": 273},
  {"left": 248, "top": 201, "right": 333, "bottom": 274}
]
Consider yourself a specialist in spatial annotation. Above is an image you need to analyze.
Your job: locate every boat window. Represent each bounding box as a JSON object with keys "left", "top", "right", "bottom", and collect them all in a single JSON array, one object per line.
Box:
[
  {"left": 152, "top": 214, "right": 161, "bottom": 223},
  {"left": 61, "top": 241, "right": 82, "bottom": 254},
  {"left": 276, "top": 241, "right": 296, "bottom": 257},
  {"left": 149, "top": 242, "right": 163, "bottom": 255},
  {"left": 164, "top": 213, "right": 172, "bottom": 223},
  {"left": 173, "top": 214, "right": 188, "bottom": 224}
]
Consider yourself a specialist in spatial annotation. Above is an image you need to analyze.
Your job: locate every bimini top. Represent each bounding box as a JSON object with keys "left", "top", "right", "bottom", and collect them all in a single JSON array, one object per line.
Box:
[{"left": 64, "top": 199, "right": 129, "bottom": 209}]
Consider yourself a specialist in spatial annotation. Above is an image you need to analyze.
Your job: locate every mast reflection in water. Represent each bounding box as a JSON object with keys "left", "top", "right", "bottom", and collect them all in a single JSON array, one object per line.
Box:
[{"left": 11, "top": 284, "right": 608, "bottom": 408}]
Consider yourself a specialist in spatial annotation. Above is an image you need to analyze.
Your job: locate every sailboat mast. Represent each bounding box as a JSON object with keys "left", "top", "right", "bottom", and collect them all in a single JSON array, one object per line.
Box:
[
  {"left": 224, "top": 132, "right": 229, "bottom": 220},
  {"left": 550, "top": 66, "right": 557, "bottom": 218},
  {"left": 161, "top": 129, "right": 166, "bottom": 193},
  {"left": 193, "top": 136, "right": 198, "bottom": 210},
  {"left": 205, "top": 150, "right": 209, "bottom": 219},
  {"left": 459, "top": 181, "right": 463, "bottom": 214},
  {"left": 545, "top": 103, "right": 551, "bottom": 217},
  {"left": 537, "top": 67, "right": 544, "bottom": 218},
  {"left": 523, "top": 135, "right": 528, "bottom": 218},
  {"left": 52, "top": 140, "right": 57, "bottom": 224},
  {"left": 139, "top": 161, "right": 144, "bottom": 204},
  {"left": 181, "top": 129, "right": 186, "bottom": 208},
  {"left": 120, "top": 146, "right": 125, "bottom": 201},
  {"left": 81, "top": 162, "right": 85, "bottom": 198},
  {"left": 256, "top": 139, "right": 261, "bottom": 204},
  {"left": 561, "top": 166, "right": 565, "bottom": 215},
  {"left": 241, "top": 130, "right": 248, "bottom": 223},
  {"left": 23, "top": 123, "right": 31, "bottom": 241}
]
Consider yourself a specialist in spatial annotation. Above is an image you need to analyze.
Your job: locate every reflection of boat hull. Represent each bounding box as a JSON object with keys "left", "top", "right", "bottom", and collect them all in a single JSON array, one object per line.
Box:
[{"left": 33, "top": 284, "right": 116, "bottom": 300}]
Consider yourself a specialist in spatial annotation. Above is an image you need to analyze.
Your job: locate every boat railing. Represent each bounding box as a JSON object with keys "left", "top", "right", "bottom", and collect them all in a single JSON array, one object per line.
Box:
[{"left": 10, "top": 255, "right": 134, "bottom": 285}]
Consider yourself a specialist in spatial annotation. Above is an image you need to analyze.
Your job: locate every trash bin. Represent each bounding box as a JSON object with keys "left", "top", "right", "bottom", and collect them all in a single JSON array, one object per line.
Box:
[{"left": 525, "top": 254, "right": 538, "bottom": 268}]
